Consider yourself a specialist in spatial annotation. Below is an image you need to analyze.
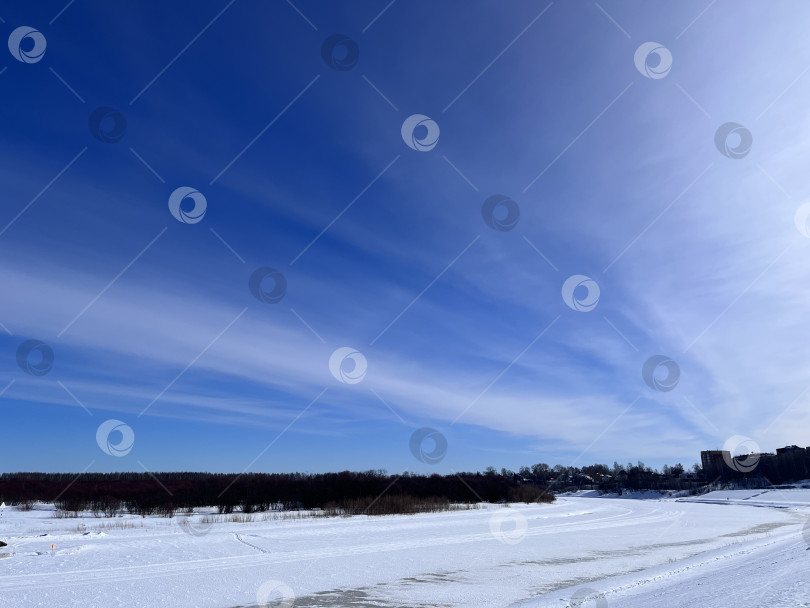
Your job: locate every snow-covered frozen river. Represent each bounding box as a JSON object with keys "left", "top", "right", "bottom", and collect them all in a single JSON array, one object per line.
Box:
[{"left": 1, "top": 490, "right": 808, "bottom": 607}]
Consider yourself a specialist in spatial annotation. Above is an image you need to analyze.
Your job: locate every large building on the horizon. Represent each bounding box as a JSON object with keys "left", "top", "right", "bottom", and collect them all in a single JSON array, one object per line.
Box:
[
  {"left": 775, "top": 445, "right": 807, "bottom": 456},
  {"left": 700, "top": 445, "right": 807, "bottom": 481},
  {"left": 700, "top": 450, "right": 727, "bottom": 472}
]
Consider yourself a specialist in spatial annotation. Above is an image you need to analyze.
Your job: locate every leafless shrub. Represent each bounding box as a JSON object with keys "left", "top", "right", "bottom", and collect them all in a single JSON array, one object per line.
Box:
[{"left": 323, "top": 495, "right": 474, "bottom": 517}]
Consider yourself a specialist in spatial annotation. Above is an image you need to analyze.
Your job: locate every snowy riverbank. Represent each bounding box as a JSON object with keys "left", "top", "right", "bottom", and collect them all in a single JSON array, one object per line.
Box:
[{"left": 0, "top": 490, "right": 808, "bottom": 607}]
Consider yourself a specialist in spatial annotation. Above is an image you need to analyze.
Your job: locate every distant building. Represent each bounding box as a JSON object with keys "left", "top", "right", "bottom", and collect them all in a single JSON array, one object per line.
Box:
[
  {"left": 700, "top": 450, "right": 728, "bottom": 471},
  {"left": 679, "top": 471, "right": 698, "bottom": 480},
  {"left": 776, "top": 445, "right": 806, "bottom": 455}
]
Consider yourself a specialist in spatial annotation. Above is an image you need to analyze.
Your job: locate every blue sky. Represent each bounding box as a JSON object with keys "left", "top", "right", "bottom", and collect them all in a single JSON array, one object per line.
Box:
[{"left": 2, "top": 0, "right": 810, "bottom": 475}]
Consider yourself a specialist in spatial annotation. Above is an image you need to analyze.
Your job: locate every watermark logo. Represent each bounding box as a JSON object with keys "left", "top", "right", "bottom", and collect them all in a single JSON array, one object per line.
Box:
[
  {"left": 482, "top": 195, "right": 520, "bottom": 231},
  {"left": 642, "top": 355, "right": 680, "bottom": 392},
  {"left": 329, "top": 347, "right": 367, "bottom": 384},
  {"left": 634, "top": 42, "right": 671, "bottom": 79},
  {"left": 16, "top": 339, "right": 54, "bottom": 376},
  {"left": 562, "top": 275, "right": 600, "bottom": 312},
  {"left": 715, "top": 122, "right": 752, "bottom": 159},
  {"left": 96, "top": 419, "right": 135, "bottom": 457},
  {"left": 409, "top": 427, "right": 447, "bottom": 464},
  {"left": 401, "top": 114, "right": 440, "bottom": 152},
  {"left": 489, "top": 508, "right": 528, "bottom": 545},
  {"left": 321, "top": 34, "right": 359, "bottom": 71},
  {"left": 256, "top": 580, "right": 295, "bottom": 608},
  {"left": 88, "top": 107, "right": 127, "bottom": 143},
  {"left": 794, "top": 203, "right": 810, "bottom": 237},
  {"left": 168, "top": 187, "right": 207, "bottom": 224},
  {"left": 8, "top": 26, "right": 46, "bottom": 64},
  {"left": 178, "top": 512, "right": 213, "bottom": 537},
  {"left": 568, "top": 587, "right": 609, "bottom": 607},
  {"left": 249, "top": 267, "right": 287, "bottom": 303},
  {"left": 722, "top": 435, "right": 761, "bottom": 473}
]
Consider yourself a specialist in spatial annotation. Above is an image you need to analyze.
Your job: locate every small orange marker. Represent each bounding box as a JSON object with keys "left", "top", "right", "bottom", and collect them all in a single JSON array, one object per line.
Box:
[{"left": 50, "top": 543, "right": 55, "bottom": 556}]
